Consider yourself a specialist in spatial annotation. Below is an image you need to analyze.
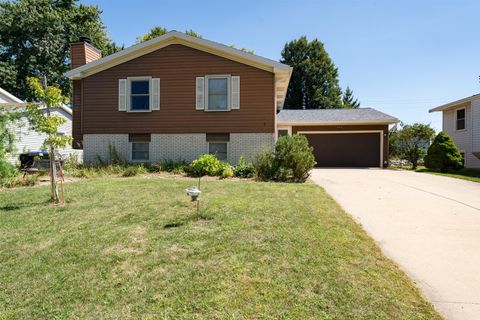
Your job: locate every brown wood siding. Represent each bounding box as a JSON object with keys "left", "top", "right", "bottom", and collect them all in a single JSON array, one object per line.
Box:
[
  {"left": 292, "top": 125, "right": 390, "bottom": 165},
  {"left": 77, "top": 44, "right": 275, "bottom": 137}
]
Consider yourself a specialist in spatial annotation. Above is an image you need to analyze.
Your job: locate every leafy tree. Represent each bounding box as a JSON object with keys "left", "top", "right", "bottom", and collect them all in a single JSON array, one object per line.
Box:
[
  {"left": 26, "top": 77, "right": 72, "bottom": 203},
  {"left": 391, "top": 123, "right": 435, "bottom": 169},
  {"left": 280, "top": 36, "right": 343, "bottom": 109},
  {"left": 136, "top": 26, "right": 202, "bottom": 43},
  {"left": 424, "top": 132, "right": 463, "bottom": 172},
  {"left": 0, "top": 0, "right": 122, "bottom": 101},
  {"left": 0, "top": 106, "right": 20, "bottom": 179},
  {"left": 342, "top": 86, "right": 360, "bottom": 108}
]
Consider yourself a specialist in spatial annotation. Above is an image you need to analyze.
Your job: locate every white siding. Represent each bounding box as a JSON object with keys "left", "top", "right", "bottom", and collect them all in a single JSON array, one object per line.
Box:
[
  {"left": 7, "top": 108, "right": 82, "bottom": 165},
  {"left": 472, "top": 98, "right": 480, "bottom": 155},
  {"left": 443, "top": 103, "right": 480, "bottom": 168}
]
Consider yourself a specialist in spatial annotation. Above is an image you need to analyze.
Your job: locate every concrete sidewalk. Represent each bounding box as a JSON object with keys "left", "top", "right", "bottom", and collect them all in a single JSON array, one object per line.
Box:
[{"left": 310, "top": 168, "right": 480, "bottom": 320}]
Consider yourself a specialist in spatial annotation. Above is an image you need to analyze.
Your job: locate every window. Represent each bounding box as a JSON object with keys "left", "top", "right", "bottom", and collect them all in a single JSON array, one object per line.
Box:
[
  {"left": 209, "top": 142, "right": 228, "bottom": 161},
  {"left": 130, "top": 79, "right": 150, "bottom": 111},
  {"left": 456, "top": 108, "right": 466, "bottom": 130},
  {"left": 278, "top": 129, "right": 289, "bottom": 138},
  {"left": 132, "top": 142, "right": 149, "bottom": 161},
  {"left": 206, "top": 76, "right": 230, "bottom": 111},
  {"left": 129, "top": 133, "right": 150, "bottom": 161}
]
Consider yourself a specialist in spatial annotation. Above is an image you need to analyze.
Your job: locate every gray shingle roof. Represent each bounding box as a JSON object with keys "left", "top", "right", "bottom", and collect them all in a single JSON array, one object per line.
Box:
[{"left": 277, "top": 108, "right": 397, "bottom": 124}]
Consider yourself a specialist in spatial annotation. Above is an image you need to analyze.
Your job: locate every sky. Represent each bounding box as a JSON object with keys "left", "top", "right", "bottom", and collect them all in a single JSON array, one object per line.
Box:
[{"left": 80, "top": 0, "right": 480, "bottom": 132}]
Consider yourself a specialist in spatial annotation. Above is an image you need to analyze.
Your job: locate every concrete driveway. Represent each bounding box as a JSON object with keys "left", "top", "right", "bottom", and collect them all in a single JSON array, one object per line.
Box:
[{"left": 310, "top": 168, "right": 480, "bottom": 320}]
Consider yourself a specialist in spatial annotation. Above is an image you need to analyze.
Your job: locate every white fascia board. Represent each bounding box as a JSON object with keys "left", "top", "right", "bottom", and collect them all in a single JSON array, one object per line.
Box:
[{"left": 429, "top": 94, "right": 480, "bottom": 113}]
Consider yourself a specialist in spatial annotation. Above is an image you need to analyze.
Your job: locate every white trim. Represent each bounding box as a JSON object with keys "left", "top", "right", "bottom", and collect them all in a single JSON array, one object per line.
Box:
[
  {"left": 207, "top": 141, "right": 229, "bottom": 161},
  {"left": 204, "top": 75, "right": 231, "bottom": 112},
  {"left": 430, "top": 94, "right": 480, "bottom": 113},
  {"left": 454, "top": 106, "right": 466, "bottom": 131},
  {"left": 0, "top": 87, "right": 23, "bottom": 103},
  {"left": 130, "top": 141, "right": 150, "bottom": 162},
  {"left": 127, "top": 76, "right": 152, "bottom": 112},
  {"left": 297, "top": 130, "right": 384, "bottom": 168}
]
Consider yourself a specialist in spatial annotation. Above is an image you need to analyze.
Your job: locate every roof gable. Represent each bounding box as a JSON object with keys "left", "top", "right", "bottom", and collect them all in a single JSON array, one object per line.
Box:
[
  {"left": 65, "top": 31, "right": 292, "bottom": 108},
  {"left": 0, "top": 87, "right": 23, "bottom": 104}
]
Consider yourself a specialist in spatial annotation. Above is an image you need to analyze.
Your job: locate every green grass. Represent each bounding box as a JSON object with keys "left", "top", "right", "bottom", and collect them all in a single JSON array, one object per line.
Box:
[
  {"left": 416, "top": 167, "right": 480, "bottom": 183},
  {"left": 0, "top": 177, "right": 441, "bottom": 319},
  {"left": 393, "top": 164, "right": 480, "bottom": 183}
]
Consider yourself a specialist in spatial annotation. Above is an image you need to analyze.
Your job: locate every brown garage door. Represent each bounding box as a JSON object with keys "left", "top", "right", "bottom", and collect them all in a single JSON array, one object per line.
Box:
[{"left": 303, "top": 132, "right": 381, "bottom": 167}]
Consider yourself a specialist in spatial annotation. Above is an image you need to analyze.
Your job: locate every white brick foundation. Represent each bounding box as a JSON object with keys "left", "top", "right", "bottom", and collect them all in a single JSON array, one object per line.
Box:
[{"left": 83, "top": 133, "right": 274, "bottom": 164}]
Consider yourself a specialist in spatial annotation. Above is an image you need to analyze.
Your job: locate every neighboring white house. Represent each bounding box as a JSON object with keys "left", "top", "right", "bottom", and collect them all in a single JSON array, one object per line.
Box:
[
  {"left": 430, "top": 94, "right": 480, "bottom": 168},
  {"left": 0, "top": 87, "right": 81, "bottom": 164}
]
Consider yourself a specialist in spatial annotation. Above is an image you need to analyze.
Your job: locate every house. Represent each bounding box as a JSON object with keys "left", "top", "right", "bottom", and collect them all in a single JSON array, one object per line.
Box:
[
  {"left": 65, "top": 31, "right": 397, "bottom": 167},
  {"left": 0, "top": 87, "right": 80, "bottom": 164},
  {"left": 429, "top": 95, "right": 480, "bottom": 168}
]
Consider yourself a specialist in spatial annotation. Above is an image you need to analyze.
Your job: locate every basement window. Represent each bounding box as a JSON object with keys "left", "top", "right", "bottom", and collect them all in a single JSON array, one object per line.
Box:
[
  {"left": 456, "top": 108, "right": 465, "bottom": 130},
  {"left": 206, "top": 133, "right": 230, "bottom": 161},
  {"left": 129, "top": 134, "right": 150, "bottom": 161}
]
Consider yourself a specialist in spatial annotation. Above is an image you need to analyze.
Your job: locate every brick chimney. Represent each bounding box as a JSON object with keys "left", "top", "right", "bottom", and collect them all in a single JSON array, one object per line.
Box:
[{"left": 70, "top": 36, "right": 101, "bottom": 69}]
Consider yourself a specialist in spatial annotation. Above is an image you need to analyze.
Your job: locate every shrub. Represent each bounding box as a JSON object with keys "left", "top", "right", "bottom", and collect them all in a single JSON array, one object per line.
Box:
[
  {"left": 151, "top": 159, "right": 188, "bottom": 173},
  {"left": 0, "top": 174, "right": 39, "bottom": 188},
  {"left": 424, "top": 131, "right": 463, "bottom": 172},
  {"left": 233, "top": 155, "right": 254, "bottom": 178},
  {"left": 252, "top": 150, "right": 277, "bottom": 181},
  {"left": 188, "top": 154, "right": 227, "bottom": 177},
  {"left": 252, "top": 135, "right": 316, "bottom": 182},
  {"left": 121, "top": 165, "right": 148, "bottom": 177},
  {"left": 0, "top": 155, "right": 15, "bottom": 179},
  {"left": 221, "top": 166, "right": 234, "bottom": 179}
]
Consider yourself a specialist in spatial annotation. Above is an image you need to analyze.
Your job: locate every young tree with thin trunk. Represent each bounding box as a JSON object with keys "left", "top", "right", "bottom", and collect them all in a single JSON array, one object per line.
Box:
[{"left": 26, "top": 77, "right": 72, "bottom": 203}]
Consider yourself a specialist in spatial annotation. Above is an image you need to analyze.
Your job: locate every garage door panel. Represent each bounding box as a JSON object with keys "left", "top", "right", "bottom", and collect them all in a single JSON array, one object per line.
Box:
[{"left": 304, "top": 133, "right": 380, "bottom": 167}]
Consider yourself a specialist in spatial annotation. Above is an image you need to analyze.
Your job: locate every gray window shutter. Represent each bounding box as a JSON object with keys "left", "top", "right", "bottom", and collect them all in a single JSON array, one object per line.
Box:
[
  {"left": 118, "top": 79, "right": 127, "bottom": 111},
  {"left": 196, "top": 77, "right": 205, "bottom": 110},
  {"left": 151, "top": 78, "right": 160, "bottom": 110},
  {"left": 231, "top": 76, "right": 240, "bottom": 109}
]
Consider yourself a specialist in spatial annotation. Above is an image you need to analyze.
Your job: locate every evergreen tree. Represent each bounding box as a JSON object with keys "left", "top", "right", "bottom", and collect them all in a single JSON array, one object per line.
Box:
[
  {"left": 280, "top": 36, "right": 342, "bottom": 109},
  {"left": 424, "top": 132, "right": 463, "bottom": 172},
  {"left": 0, "top": 0, "right": 122, "bottom": 101},
  {"left": 342, "top": 86, "right": 360, "bottom": 108}
]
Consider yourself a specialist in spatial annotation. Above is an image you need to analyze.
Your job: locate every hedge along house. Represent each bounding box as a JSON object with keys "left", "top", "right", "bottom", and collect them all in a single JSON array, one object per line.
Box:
[
  {"left": 277, "top": 108, "right": 398, "bottom": 167},
  {"left": 66, "top": 31, "right": 292, "bottom": 164}
]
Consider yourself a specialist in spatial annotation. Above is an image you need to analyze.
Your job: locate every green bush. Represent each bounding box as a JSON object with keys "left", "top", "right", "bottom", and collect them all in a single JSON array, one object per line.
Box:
[
  {"left": 252, "top": 150, "right": 277, "bottom": 181},
  {"left": 221, "top": 166, "right": 234, "bottom": 179},
  {"left": 424, "top": 131, "right": 463, "bottom": 172},
  {"left": 0, "top": 156, "right": 15, "bottom": 179},
  {"left": 188, "top": 154, "right": 228, "bottom": 177},
  {"left": 253, "top": 135, "right": 316, "bottom": 182},
  {"left": 233, "top": 155, "right": 254, "bottom": 178}
]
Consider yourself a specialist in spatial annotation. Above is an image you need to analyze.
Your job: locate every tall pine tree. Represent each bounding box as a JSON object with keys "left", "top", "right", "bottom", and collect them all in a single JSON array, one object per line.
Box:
[
  {"left": 342, "top": 86, "right": 360, "bottom": 108},
  {"left": 281, "top": 36, "right": 342, "bottom": 109},
  {"left": 0, "top": 0, "right": 122, "bottom": 100}
]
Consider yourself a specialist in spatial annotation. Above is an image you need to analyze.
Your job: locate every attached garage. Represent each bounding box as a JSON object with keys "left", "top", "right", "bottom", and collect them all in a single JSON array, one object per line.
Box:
[{"left": 277, "top": 108, "right": 397, "bottom": 168}]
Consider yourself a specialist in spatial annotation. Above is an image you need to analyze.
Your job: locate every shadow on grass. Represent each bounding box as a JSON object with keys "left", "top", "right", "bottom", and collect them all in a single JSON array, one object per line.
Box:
[
  {"left": 0, "top": 199, "right": 51, "bottom": 212},
  {"left": 163, "top": 213, "right": 214, "bottom": 229}
]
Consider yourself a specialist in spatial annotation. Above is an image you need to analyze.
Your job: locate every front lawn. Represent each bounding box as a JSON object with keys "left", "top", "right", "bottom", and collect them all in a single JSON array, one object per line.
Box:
[
  {"left": 416, "top": 167, "right": 480, "bottom": 183},
  {"left": 0, "top": 177, "right": 441, "bottom": 319}
]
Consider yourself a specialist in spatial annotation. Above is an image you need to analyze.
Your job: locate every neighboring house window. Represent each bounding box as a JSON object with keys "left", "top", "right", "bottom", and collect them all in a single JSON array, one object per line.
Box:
[
  {"left": 456, "top": 108, "right": 466, "bottom": 130},
  {"left": 206, "top": 76, "right": 230, "bottom": 111},
  {"left": 130, "top": 79, "right": 150, "bottom": 111},
  {"left": 206, "top": 133, "right": 229, "bottom": 161},
  {"left": 129, "top": 133, "right": 150, "bottom": 161}
]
